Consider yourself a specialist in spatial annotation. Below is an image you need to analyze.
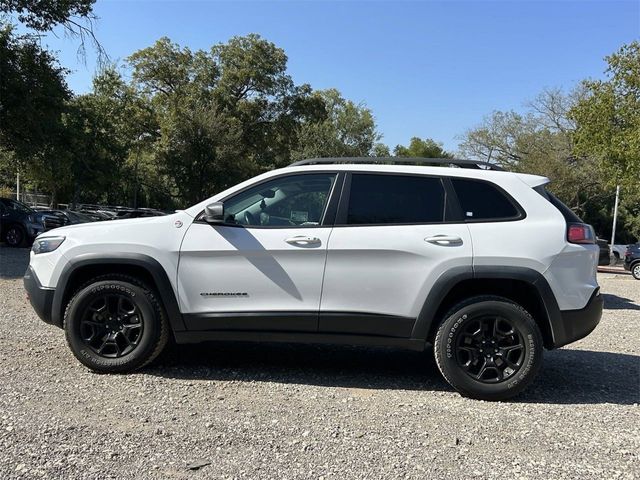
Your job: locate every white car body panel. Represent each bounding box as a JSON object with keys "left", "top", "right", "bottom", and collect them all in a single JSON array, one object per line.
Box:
[
  {"left": 320, "top": 224, "right": 472, "bottom": 318},
  {"left": 178, "top": 223, "right": 332, "bottom": 314},
  {"left": 29, "top": 212, "right": 193, "bottom": 291}
]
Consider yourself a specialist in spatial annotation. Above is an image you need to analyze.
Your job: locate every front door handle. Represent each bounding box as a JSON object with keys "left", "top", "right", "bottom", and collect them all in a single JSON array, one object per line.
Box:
[
  {"left": 425, "top": 235, "right": 464, "bottom": 246},
  {"left": 285, "top": 235, "right": 321, "bottom": 247}
]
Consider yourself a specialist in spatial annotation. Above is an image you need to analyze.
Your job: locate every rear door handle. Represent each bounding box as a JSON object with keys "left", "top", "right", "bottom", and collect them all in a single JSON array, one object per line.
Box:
[
  {"left": 285, "top": 235, "right": 321, "bottom": 247},
  {"left": 425, "top": 235, "right": 464, "bottom": 246}
]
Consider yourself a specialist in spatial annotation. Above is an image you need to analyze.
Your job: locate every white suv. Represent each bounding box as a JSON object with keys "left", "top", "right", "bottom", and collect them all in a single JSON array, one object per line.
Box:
[{"left": 24, "top": 158, "right": 602, "bottom": 400}]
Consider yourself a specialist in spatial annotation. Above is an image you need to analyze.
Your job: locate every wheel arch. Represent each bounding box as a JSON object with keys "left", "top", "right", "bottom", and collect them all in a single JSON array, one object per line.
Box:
[
  {"left": 51, "top": 253, "right": 185, "bottom": 332},
  {"left": 413, "top": 266, "right": 562, "bottom": 349}
]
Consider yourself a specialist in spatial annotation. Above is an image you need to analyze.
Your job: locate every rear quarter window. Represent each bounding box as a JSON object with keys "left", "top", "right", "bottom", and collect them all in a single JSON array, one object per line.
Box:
[{"left": 451, "top": 178, "right": 521, "bottom": 221}]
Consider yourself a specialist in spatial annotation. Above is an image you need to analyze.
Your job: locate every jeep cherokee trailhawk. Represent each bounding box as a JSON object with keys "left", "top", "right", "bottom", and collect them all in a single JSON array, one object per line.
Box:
[{"left": 23, "top": 158, "right": 603, "bottom": 400}]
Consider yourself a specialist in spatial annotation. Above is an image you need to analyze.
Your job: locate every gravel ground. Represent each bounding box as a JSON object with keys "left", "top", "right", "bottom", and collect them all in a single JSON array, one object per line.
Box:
[{"left": 0, "top": 246, "right": 638, "bottom": 479}]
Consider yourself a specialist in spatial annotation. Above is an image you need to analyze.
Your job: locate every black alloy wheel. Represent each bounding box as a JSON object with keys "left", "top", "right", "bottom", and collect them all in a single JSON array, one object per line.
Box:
[
  {"left": 454, "top": 315, "right": 525, "bottom": 383},
  {"left": 80, "top": 294, "right": 144, "bottom": 358}
]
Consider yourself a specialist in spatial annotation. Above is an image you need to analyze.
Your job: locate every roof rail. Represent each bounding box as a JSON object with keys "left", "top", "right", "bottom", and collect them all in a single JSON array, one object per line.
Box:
[{"left": 288, "top": 157, "right": 504, "bottom": 171}]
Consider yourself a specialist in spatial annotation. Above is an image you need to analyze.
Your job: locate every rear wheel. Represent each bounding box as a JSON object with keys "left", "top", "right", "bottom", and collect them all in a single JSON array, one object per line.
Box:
[
  {"left": 632, "top": 263, "right": 640, "bottom": 280},
  {"left": 434, "top": 296, "right": 543, "bottom": 401},
  {"left": 4, "top": 224, "right": 26, "bottom": 247},
  {"left": 64, "top": 275, "right": 169, "bottom": 373}
]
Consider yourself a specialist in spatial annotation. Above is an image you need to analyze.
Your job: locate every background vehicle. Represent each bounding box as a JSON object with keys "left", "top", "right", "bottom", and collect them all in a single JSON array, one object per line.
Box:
[
  {"left": 36, "top": 209, "right": 97, "bottom": 230},
  {"left": 23, "top": 158, "right": 602, "bottom": 401},
  {"left": 611, "top": 244, "right": 628, "bottom": 263},
  {"left": 623, "top": 243, "right": 640, "bottom": 279},
  {"left": 0, "top": 198, "right": 47, "bottom": 247}
]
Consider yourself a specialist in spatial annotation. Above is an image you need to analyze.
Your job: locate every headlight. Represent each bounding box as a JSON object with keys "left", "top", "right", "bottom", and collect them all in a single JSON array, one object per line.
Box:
[{"left": 32, "top": 236, "right": 65, "bottom": 254}]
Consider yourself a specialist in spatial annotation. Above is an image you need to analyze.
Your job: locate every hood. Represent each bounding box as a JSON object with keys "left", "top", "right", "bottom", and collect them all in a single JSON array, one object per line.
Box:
[{"left": 38, "top": 214, "right": 174, "bottom": 237}]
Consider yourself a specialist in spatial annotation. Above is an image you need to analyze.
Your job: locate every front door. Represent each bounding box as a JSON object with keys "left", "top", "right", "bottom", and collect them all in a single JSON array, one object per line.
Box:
[{"left": 178, "top": 172, "right": 338, "bottom": 332}]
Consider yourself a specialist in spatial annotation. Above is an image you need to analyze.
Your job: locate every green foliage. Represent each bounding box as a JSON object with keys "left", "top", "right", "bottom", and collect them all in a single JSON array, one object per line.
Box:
[
  {"left": 0, "top": 26, "right": 70, "bottom": 160},
  {"left": 394, "top": 137, "right": 452, "bottom": 159},
  {"left": 0, "top": 0, "right": 95, "bottom": 31},
  {"left": 570, "top": 42, "right": 640, "bottom": 193},
  {"left": 569, "top": 42, "right": 640, "bottom": 240},
  {"left": 126, "top": 35, "right": 327, "bottom": 205},
  {"left": 292, "top": 89, "right": 380, "bottom": 160}
]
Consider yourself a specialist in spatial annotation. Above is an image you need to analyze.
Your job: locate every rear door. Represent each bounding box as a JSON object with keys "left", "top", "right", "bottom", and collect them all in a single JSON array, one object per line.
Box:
[{"left": 319, "top": 172, "right": 472, "bottom": 337}]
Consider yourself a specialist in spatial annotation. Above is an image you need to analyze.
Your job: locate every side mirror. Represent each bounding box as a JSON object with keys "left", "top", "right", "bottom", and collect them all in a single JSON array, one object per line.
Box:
[{"left": 204, "top": 202, "right": 225, "bottom": 224}]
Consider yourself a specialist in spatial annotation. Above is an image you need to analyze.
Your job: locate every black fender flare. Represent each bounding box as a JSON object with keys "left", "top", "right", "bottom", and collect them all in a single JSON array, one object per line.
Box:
[
  {"left": 51, "top": 253, "right": 185, "bottom": 332},
  {"left": 412, "top": 265, "right": 563, "bottom": 347}
]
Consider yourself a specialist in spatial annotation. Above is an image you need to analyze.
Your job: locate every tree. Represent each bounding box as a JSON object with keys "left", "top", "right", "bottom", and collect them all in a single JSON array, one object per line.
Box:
[
  {"left": 1, "top": 0, "right": 101, "bottom": 57},
  {"left": 292, "top": 89, "right": 381, "bottom": 160},
  {"left": 0, "top": 0, "right": 95, "bottom": 31},
  {"left": 569, "top": 42, "right": 640, "bottom": 241},
  {"left": 570, "top": 41, "right": 640, "bottom": 194},
  {"left": 127, "top": 35, "right": 324, "bottom": 206},
  {"left": 0, "top": 26, "right": 71, "bottom": 201},
  {"left": 394, "top": 137, "right": 452, "bottom": 158},
  {"left": 0, "top": 26, "right": 70, "bottom": 159}
]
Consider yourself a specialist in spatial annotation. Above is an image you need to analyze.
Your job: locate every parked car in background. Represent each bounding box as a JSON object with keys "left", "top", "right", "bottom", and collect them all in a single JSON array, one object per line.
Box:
[
  {"left": 71, "top": 204, "right": 167, "bottom": 221},
  {"left": 0, "top": 198, "right": 47, "bottom": 247},
  {"left": 113, "top": 208, "right": 166, "bottom": 219},
  {"left": 623, "top": 243, "right": 640, "bottom": 279},
  {"left": 611, "top": 244, "right": 628, "bottom": 263},
  {"left": 596, "top": 238, "right": 611, "bottom": 266}
]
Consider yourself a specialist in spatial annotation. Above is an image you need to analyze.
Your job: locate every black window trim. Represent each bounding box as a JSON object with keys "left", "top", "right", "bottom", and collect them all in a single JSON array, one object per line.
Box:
[
  {"left": 194, "top": 171, "right": 345, "bottom": 229},
  {"left": 333, "top": 171, "right": 526, "bottom": 227}
]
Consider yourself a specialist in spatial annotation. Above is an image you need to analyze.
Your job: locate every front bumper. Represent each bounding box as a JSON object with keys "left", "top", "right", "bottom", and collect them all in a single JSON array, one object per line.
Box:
[
  {"left": 552, "top": 288, "right": 603, "bottom": 348},
  {"left": 23, "top": 266, "right": 55, "bottom": 325}
]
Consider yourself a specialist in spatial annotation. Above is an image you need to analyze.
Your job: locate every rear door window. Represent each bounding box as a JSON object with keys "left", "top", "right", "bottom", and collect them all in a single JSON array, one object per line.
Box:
[
  {"left": 451, "top": 178, "right": 521, "bottom": 221},
  {"left": 346, "top": 174, "right": 445, "bottom": 225}
]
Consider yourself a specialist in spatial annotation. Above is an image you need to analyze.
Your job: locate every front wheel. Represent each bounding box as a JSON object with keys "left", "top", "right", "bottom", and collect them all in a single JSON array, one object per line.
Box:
[
  {"left": 434, "top": 296, "right": 543, "bottom": 401},
  {"left": 64, "top": 276, "right": 169, "bottom": 373},
  {"left": 4, "top": 224, "right": 27, "bottom": 247}
]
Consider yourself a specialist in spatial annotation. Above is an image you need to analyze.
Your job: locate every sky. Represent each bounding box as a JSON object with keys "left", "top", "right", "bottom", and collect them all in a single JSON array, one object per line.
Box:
[{"left": 30, "top": 0, "right": 640, "bottom": 152}]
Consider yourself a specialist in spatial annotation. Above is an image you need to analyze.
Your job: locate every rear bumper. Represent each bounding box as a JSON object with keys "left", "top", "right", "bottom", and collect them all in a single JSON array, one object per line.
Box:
[
  {"left": 23, "top": 266, "right": 55, "bottom": 325},
  {"left": 552, "top": 288, "right": 603, "bottom": 348}
]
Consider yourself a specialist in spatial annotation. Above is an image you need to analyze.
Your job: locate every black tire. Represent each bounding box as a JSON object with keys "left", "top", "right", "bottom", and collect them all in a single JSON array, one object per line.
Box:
[
  {"left": 64, "top": 275, "right": 169, "bottom": 373},
  {"left": 632, "top": 262, "right": 640, "bottom": 280},
  {"left": 4, "top": 224, "right": 27, "bottom": 247},
  {"left": 434, "top": 295, "right": 543, "bottom": 401}
]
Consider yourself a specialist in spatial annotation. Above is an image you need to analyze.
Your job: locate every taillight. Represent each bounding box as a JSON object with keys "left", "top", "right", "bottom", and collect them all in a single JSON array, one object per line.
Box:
[{"left": 567, "top": 223, "right": 595, "bottom": 244}]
